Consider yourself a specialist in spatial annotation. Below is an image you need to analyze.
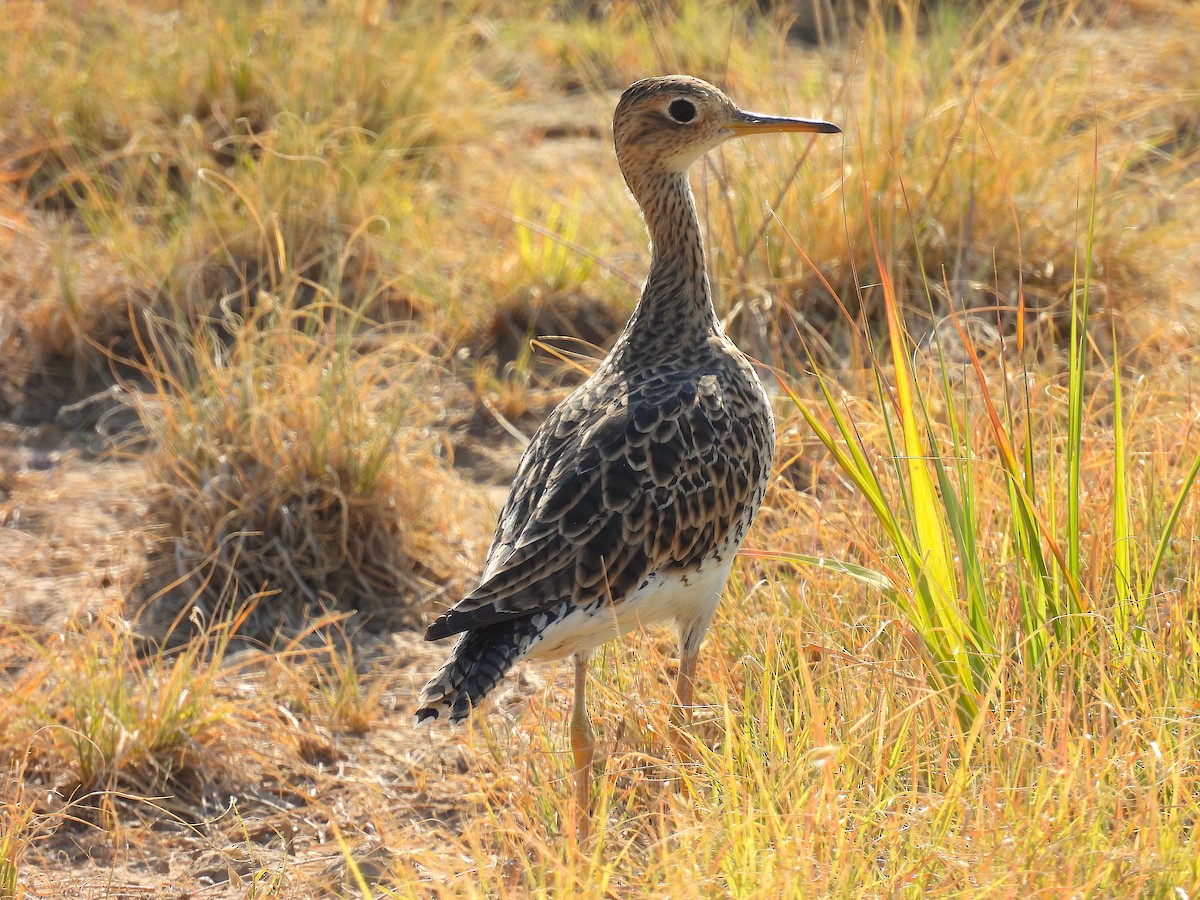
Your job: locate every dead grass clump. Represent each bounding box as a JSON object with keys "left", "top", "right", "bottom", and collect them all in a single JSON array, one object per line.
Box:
[
  {"left": 0, "top": 0, "right": 498, "bottom": 430},
  {"left": 132, "top": 302, "right": 468, "bottom": 645},
  {"left": 474, "top": 293, "right": 622, "bottom": 376},
  {"left": 0, "top": 1, "right": 484, "bottom": 211},
  {"left": 0, "top": 194, "right": 154, "bottom": 427},
  {"left": 157, "top": 121, "right": 452, "bottom": 357},
  {"left": 0, "top": 613, "right": 231, "bottom": 836},
  {"left": 674, "top": 1, "right": 1200, "bottom": 367},
  {"left": 773, "top": 0, "right": 1170, "bottom": 45}
]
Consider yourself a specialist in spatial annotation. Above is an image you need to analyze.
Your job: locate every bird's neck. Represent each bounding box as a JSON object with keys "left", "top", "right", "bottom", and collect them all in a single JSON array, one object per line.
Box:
[{"left": 622, "top": 169, "right": 718, "bottom": 351}]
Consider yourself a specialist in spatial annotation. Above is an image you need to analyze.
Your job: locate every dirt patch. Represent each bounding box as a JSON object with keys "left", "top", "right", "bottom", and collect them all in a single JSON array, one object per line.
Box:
[{"left": 0, "top": 425, "right": 149, "bottom": 627}]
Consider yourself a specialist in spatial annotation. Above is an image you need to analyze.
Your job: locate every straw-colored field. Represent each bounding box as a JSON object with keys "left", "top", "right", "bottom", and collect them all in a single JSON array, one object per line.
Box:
[{"left": 2, "top": 0, "right": 1199, "bottom": 896}]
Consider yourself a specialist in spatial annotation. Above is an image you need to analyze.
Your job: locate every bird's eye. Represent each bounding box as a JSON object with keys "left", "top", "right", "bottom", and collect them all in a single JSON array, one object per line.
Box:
[{"left": 668, "top": 98, "right": 697, "bottom": 123}]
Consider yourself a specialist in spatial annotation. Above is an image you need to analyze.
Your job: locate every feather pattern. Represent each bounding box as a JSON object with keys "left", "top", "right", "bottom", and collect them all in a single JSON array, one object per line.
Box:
[{"left": 415, "top": 75, "right": 837, "bottom": 725}]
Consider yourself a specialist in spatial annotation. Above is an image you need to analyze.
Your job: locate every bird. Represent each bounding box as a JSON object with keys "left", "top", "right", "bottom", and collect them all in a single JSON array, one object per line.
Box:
[{"left": 415, "top": 75, "right": 839, "bottom": 828}]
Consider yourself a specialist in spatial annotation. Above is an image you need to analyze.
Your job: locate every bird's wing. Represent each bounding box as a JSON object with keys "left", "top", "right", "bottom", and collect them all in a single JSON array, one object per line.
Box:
[{"left": 424, "top": 369, "right": 769, "bottom": 640}]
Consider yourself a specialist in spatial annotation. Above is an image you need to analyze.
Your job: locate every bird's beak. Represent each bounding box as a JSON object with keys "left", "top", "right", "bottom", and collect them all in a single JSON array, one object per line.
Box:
[{"left": 728, "top": 111, "right": 841, "bottom": 137}]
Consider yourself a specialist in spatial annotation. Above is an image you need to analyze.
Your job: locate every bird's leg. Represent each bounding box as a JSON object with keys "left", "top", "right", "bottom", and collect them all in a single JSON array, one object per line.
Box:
[
  {"left": 669, "top": 609, "right": 718, "bottom": 779},
  {"left": 674, "top": 649, "right": 698, "bottom": 729},
  {"left": 570, "top": 651, "right": 595, "bottom": 842},
  {"left": 673, "top": 610, "right": 714, "bottom": 729},
  {"left": 664, "top": 647, "right": 701, "bottom": 786}
]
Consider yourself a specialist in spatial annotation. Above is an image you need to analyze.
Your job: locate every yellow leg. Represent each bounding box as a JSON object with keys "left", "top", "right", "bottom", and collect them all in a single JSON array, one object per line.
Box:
[
  {"left": 570, "top": 651, "right": 595, "bottom": 843},
  {"left": 674, "top": 650, "right": 698, "bottom": 728},
  {"left": 666, "top": 649, "right": 700, "bottom": 781}
]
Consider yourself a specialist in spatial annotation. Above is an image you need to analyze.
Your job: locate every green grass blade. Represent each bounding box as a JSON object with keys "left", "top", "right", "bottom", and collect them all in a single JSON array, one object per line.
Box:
[
  {"left": 1146, "top": 446, "right": 1200, "bottom": 593},
  {"left": 740, "top": 548, "right": 896, "bottom": 595}
]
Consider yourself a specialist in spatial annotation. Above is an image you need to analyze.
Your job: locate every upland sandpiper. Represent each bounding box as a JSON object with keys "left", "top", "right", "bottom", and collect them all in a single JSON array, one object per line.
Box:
[{"left": 416, "top": 75, "right": 839, "bottom": 822}]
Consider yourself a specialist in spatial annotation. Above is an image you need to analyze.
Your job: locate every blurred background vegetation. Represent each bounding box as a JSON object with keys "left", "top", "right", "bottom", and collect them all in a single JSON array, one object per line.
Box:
[{"left": 1, "top": 0, "right": 1198, "bottom": 894}]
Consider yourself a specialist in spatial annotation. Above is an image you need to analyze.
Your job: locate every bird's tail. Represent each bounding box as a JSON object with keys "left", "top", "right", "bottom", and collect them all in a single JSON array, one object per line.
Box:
[{"left": 414, "top": 622, "right": 531, "bottom": 726}]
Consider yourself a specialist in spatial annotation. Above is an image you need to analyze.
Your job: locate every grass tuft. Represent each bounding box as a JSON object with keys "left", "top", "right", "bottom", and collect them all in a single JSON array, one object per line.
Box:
[
  {"left": 131, "top": 292, "right": 466, "bottom": 644},
  {"left": 776, "top": 156, "right": 1200, "bottom": 725},
  {"left": 0, "top": 613, "right": 231, "bottom": 833}
]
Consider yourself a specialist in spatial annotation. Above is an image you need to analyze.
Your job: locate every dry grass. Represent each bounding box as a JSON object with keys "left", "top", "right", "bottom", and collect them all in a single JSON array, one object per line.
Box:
[
  {"left": 129, "top": 292, "right": 473, "bottom": 644},
  {"left": 1, "top": 0, "right": 1199, "bottom": 895}
]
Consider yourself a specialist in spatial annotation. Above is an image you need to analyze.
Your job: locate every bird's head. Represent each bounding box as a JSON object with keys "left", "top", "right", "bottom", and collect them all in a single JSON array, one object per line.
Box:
[{"left": 612, "top": 75, "right": 840, "bottom": 180}]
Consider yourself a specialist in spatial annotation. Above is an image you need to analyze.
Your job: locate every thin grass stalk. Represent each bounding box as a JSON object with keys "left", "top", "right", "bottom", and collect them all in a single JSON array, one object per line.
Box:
[
  {"left": 946, "top": 303, "right": 1081, "bottom": 679},
  {"left": 968, "top": 92, "right": 1055, "bottom": 671},
  {"left": 1110, "top": 305, "right": 1136, "bottom": 650},
  {"left": 1064, "top": 162, "right": 1096, "bottom": 629},
  {"left": 739, "top": 549, "right": 893, "bottom": 595}
]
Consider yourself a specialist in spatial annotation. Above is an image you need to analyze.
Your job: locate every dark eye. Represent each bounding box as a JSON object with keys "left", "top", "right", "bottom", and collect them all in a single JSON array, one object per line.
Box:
[{"left": 668, "top": 98, "right": 696, "bottom": 123}]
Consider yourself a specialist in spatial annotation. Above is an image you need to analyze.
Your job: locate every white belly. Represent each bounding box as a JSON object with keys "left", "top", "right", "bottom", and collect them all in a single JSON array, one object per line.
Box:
[{"left": 524, "top": 551, "right": 736, "bottom": 661}]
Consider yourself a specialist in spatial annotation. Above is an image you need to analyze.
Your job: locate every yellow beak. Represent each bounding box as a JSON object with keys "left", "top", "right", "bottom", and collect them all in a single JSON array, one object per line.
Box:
[{"left": 728, "top": 111, "right": 841, "bottom": 137}]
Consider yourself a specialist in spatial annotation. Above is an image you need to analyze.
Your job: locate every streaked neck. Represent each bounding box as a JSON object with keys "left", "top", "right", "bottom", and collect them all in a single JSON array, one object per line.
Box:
[{"left": 621, "top": 169, "right": 718, "bottom": 351}]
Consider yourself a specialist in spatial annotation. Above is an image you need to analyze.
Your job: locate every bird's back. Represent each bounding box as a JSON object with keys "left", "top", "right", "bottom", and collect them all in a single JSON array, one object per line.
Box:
[
  {"left": 441, "top": 328, "right": 771, "bottom": 633},
  {"left": 414, "top": 326, "right": 773, "bottom": 723}
]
